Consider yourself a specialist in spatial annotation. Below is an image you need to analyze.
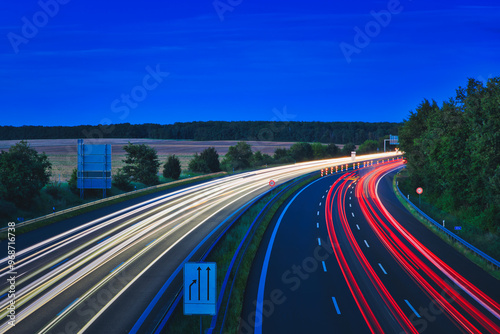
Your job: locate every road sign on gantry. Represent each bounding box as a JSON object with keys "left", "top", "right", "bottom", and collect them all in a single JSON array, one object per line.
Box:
[{"left": 183, "top": 262, "right": 217, "bottom": 315}]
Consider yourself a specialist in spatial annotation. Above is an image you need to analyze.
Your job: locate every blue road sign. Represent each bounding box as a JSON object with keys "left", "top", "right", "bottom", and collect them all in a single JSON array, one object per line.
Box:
[
  {"left": 454, "top": 226, "right": 462, "bottom": 230},
  {"left": 183, "top": 262, "right": 217, "bottom": 315}
]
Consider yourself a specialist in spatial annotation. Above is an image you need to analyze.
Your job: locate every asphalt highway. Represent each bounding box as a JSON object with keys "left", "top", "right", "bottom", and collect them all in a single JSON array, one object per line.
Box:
[
  {"left": 243, "top": 160, "right": 500, "bottom": 333},
  {"left": 0, "top": 152, "right": 398, "bottom": 333}
]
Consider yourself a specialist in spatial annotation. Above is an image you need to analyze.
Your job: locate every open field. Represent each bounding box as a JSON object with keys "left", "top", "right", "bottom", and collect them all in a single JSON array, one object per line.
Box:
[{"left": 0, "top": 139, "right": 299, "bottom": 181}]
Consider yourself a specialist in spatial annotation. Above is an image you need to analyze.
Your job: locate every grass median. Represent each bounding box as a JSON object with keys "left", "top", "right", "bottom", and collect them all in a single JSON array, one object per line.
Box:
[
  {"left": 165, "top": 174, "right": 319, "bottom": 333},
  {"left": 393, "top": 170, "right": 500, "bottom": 280}
]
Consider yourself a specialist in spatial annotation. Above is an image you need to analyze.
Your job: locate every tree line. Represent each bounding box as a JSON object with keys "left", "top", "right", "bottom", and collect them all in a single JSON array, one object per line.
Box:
[
  {"left": 0, "top": 121, "right": 400, "bottom": 144},
  {"left": 399, "top": 77, "right": 500, "bottom": 232}
]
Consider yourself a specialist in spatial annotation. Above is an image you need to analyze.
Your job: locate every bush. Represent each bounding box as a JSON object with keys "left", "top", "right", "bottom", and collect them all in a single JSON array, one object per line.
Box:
[
  {"left": 113, "top": 168, "right": 133, "bottom": 191},
  {"left": 357, "top": 140, "right": 379, "bottom": 154},
  {"left": 189, "top": 153, "right": 210, "bottom": 173},
  {"left": 326, "top": 143, "right": 340, "bottom": 157},
  {"left": 289, "top": 142, "right": 313, "bottom": 162},
  {"left": 163, "top": 155, "right": 181, "bottom": 180},
  {"left": 224, "top": 142, "right": 253, "bottom": 170},
  {"left": 273, "top": 148, "right": 289, "bottom": 161},
  {"left": 200, "top": 147, "right": 221, "bottom": 172},
  {"left": 68, "top": 168, "right": 78, "bottom": 194},
  {"left": 341, "top": 143, "right": 356, "bottom": 156},
  {"left": 45, "top": 182, "right": 62, "bottom": 200},
  {"left": 251, "top": 151, "right": 273, "bottom": 167}
]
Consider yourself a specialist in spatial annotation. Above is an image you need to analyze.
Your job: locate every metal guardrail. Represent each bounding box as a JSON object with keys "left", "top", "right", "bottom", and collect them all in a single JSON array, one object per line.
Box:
[
  {"left": 396, "top": 182, "right": 500, "bottom": 269},
  {"left": 0, "top": 172, "right": 226, "bottom": 234}
]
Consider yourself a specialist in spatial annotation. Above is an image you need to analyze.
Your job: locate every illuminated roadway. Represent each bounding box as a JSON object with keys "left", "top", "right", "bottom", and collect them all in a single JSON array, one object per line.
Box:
[
  {"left": 0, "top": 152, "right": 398, "bottom": 333},
  {"left": 243, "top": 160, "right": 500, "bottom": 333}
]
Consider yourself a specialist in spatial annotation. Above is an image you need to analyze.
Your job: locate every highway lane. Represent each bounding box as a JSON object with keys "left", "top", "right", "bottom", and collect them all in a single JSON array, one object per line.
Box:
[
  {"left": 245, "top": 160, "right": 500, "bottom": 333},
  {"left": 0, "top": 152, "right": 398, "bottom": 333}
]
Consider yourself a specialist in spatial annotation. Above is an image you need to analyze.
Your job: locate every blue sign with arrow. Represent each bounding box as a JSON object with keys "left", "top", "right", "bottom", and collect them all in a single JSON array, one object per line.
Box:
[{"left": 183, "top": 262, "right": 217, "bottom": 315}]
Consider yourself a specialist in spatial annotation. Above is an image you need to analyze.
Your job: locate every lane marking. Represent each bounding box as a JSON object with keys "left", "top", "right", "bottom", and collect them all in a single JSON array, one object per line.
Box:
[
  {"left": 349, "top": 203, "right": 351, "bottom": 207},
  {"left": 332, "top": 297, "right": 341, "bottom": 314},
  {"left": 405, "top": 299, "right": 421, "bottom": 318},
  {"left": 378, "top": 263, "right": 388, "bottom": 275},
  {"left": 317, "top": 211, "right": 319, "bottom": 216},
  {"left": 110, "top": 262, "right": 125, "bottom": 273},
  {"left": 50, "top": 258, "right": 69, "bottom": 270},
  {"left": 255, "top": 178, "right": 324, "bottom": 334},
  {"left": 145, "top": 239, "right": 157, "bottom": 247},
  {"left": 349, "top": 197, "right": 351, "bottom": 200},
  {"left": 57, "top": 298, "right": 79, "bottom": 316},
  {"left": 319, "top": 202, "right": 322, "bottom": 206},
  {"left": 318, "top": 238, "right": 321, "bottom": 246},
  {"left": 351, "top": 212, "right": 355, "bottom": 217},
  {"left": 316, "top": 223, "right": 319, "bottom": 228},
  {"left": 322, "top": 261, "right": 327, "bottom": 272},
  {"left": 322, "top": 196, "right": 325, "bottom": 199},
  {"left": 364, "top": 240, "right": 370, "bottom": 248},
  {"left": 356, "top": 224, "right": 360, "bottom": 230}
]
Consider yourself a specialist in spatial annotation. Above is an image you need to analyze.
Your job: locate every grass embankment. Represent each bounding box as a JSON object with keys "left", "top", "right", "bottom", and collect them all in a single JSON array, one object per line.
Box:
[
  {"left": 165, "top": 174, "right": 318, "bottom": 333},
  {"left": 394, "top": 169, "right": 500, "bottom": 280},
  {"left": 0, "top": 172, "right": 225, "bottom": 239}
]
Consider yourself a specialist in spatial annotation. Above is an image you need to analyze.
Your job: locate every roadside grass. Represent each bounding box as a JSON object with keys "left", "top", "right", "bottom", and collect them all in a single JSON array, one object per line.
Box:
[
  {"left": 394, "top": 170, "right": 500, "bottom": 280},
  {"left": 0, "top": 172, "right": 226, "bottom": 239},
  {"left": 165, "top": 174, "right": 318, "bottom": 333}
]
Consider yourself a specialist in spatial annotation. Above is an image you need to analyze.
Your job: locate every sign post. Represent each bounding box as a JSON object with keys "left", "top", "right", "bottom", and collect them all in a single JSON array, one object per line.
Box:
[
  {"left": 416, "top": 187, "right": 423, "bottom": 207},
  {"left": 184, "top": 262, "right": 217, "bottom": 333}
]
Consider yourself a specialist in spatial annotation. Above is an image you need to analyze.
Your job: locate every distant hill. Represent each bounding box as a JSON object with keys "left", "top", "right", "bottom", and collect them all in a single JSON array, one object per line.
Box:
[{"left": 0, "top": 121, "right": 401, "bottom": 144}]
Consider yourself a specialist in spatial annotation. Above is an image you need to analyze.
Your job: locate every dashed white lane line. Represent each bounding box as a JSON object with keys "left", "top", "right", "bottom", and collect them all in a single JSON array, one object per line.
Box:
[
  {"left": 317, "top": 223, "right": 319, "bottom": 228},
  {"left": 331, "top": 297, "right": 341, "bottom": 314},
  {"left": 405, "top": 299, "right": 421, "bottom": 318},
  {"left": 319, "top": 202, "right": 322, "bottom": 206},
  {"left": 349, "top": 197, "right": 351, "bottom": 200},
  {"left": 349, "top": 203, "right": 351, "bottom": 207},
  {"left": 378, "top": 263, "right": 388, "bottom": 275},
  {"left": 318, "top": 238, "right": 321, "bottom": 246},
  {"left": 364, "top": 240, "right": 370, "bottom": 248},
  {"left": 322, "top": 195, "right": 325, "bottom": 199},
  {"left": 356, "top": 224, "right": 360, "bottom": 230},
  {"left": 322, "top": 261, "right": 327, "bottom": 272},
  {"left": 317, "top": 211, "right": 320, "bottom": 216},
  {"left": 351, "top": 212, "right": 355, "bottom": 217}
]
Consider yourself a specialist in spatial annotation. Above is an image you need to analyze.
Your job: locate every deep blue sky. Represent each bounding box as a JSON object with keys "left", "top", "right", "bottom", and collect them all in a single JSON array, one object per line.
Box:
[{"left": 1, "top": 0, "right": 499, "bottom": 126}]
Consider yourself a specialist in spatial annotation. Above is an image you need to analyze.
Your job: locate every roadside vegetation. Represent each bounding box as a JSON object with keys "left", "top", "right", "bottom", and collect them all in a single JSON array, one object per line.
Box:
[
  {"left": 394, "top": 170, "right": 500, "bottom": 279},
  {"left": 398, "top": 77, "right": 500, "bottom": 262},
  {"left": 0, "top": 135, "right": 389, "bottom": 226}
]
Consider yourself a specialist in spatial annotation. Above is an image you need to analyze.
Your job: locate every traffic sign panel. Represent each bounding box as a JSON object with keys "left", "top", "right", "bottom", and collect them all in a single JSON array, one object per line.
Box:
[
  {"left": 183, "top": 262, "right": 217, "bottom": 315},
  {"left": 269, "top": 180, "right": 275, "bottom": 187},
  {"left": 454, "top": 226, "right": 462, "bottom": 231},
  {"left": 416, "top": 187, "right": 423, "bottom": 195}
]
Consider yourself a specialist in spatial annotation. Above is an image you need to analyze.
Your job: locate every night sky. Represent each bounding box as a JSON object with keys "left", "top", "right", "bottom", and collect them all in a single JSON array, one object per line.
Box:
[{"left": 1, "top": 0, "right": 499, "bottom": 126}]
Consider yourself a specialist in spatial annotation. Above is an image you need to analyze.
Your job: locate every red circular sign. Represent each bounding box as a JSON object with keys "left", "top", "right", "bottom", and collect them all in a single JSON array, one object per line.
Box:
[
  {"left": 416, "top": 187, "right": 423, "bottom": 195},
  {"left": 269, "top": 180, "right": 276, "bottom": 187}
]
